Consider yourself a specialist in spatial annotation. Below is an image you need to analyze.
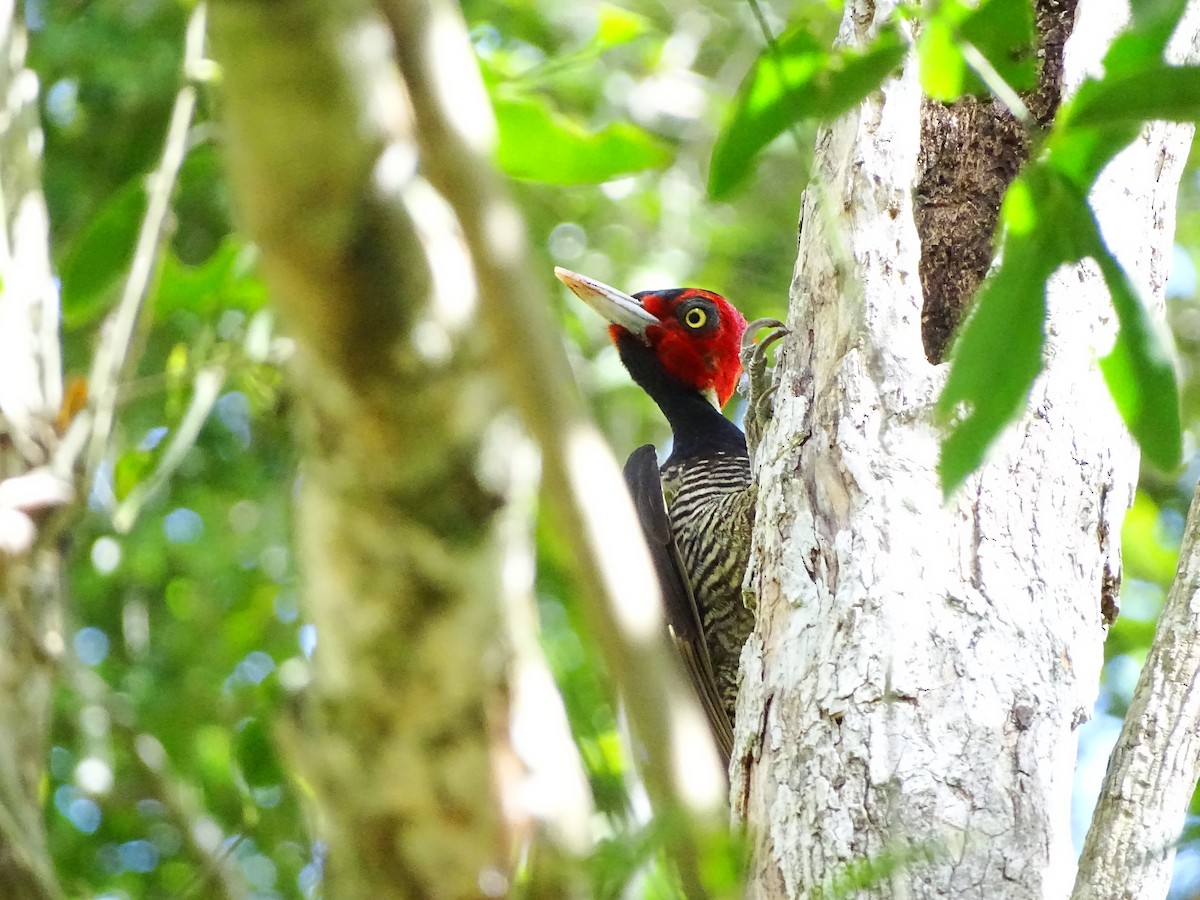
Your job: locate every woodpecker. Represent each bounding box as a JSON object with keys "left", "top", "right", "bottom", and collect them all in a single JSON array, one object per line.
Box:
[{"left": 555, "top": 267, "right": 784, "bottom": 764}]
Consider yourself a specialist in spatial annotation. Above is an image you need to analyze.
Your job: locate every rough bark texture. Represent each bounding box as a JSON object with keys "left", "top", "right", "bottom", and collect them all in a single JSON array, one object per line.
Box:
[
  {"left": 209, "top": 2, "right": 514, "bottom": 895},
  {"left": 734, "top": 0, "right": 1188, "bottom": 895},
  {"left": 0, "top": 3, "right": 66, "bottom": 897},
  {"left": 916, "top": 0, "right": 1075, "bottom": 362},
  {"left": 1072, "top": 482, "right": 1200, "bottom": 900}
]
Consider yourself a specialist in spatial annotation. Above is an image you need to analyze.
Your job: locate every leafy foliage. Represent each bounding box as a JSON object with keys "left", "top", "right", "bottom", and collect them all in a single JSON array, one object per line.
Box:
[
  {"left": 916, "top": 0, "right": 1036, "bottom": 101},
  {"left": 938, "top": 0, "right": 1190, "bottom": 492},
  {"left": 493, "top": 92, "right": 672, "bottom": 183},
  {"left": 708, "top": 25, "right": 906, "bottom": 199}
]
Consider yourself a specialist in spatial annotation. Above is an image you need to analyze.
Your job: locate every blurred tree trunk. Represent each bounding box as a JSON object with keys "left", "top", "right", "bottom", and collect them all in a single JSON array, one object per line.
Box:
[
  {"left": 0, "top": 4, "right": 68, "bottom": 898},
  {"left": 208, "top": 0, "right": 658, "bottom": 893},
  {"left": 735, "top": 0, "right": 1196, "bottom": 897},
  {"left": 209, "top": 2, "right": 519, "bottom": 895}
]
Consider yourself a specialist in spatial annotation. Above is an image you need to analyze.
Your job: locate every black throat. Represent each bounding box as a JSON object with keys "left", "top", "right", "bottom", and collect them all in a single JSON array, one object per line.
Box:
[{"left": 615, "top": 332, "right": 747, "bottom": 464}]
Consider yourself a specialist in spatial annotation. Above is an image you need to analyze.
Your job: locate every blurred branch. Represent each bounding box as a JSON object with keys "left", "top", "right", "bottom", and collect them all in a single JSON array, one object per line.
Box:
[
  {"left": 1072, "top": 479, "right": 1200, "bottom": 899},
  {"left": 379, "top": 0, "right": 726, "bottom": 891},
  {"left": 111, "top": 365, "right": 226, "bottom": 534},
  {"left": 84, "top": 2, "right": 208, "bottom": 476}
]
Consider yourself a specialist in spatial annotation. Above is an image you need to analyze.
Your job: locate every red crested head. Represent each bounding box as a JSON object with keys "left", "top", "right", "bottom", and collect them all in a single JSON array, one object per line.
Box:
[
  {"left": 623, "top": 288, "right": 747, "bottom": 408},
  {"left": 553, "top": 268, "right": 748, "bottom": 409}
]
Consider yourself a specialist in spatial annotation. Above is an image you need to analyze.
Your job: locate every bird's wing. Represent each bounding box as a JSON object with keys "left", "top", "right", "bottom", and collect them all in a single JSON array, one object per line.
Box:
[{"left": 623, "top": 444, "right": 734, "bottom": 764}]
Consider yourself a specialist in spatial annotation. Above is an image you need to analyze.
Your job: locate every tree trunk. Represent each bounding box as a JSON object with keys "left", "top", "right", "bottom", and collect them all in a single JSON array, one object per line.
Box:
[
  {"left": 735, "top": 0, "right": 1193, "bottom": 896},
  {"left": 209, "top": 2, "right": 518, "bottom": 894}
]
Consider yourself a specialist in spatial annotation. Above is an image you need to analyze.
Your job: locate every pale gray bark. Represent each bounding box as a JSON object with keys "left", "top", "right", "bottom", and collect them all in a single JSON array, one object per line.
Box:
[
  {"left": 1072, "top": 482, "right": 1200, "bottom": 900},
  {"left": 735, "top": 0, "right": 1192, "bottom": 897}
]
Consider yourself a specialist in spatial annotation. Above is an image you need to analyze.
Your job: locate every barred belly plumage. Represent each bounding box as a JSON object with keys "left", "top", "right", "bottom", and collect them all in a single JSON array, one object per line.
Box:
[{"left": 661, "top": 450, "right": 755, "bottom": 722}]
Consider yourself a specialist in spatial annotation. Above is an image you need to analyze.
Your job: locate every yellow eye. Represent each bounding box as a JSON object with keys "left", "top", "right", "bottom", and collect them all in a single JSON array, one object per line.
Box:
[{"left": 684, "top": 307, "right": 707, "bottom": 329}]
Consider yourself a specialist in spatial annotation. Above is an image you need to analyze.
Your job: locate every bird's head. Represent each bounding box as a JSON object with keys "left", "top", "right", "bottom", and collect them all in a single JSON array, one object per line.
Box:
[{"left": 555, "top": 267, "right": 747, "bottom": 408}]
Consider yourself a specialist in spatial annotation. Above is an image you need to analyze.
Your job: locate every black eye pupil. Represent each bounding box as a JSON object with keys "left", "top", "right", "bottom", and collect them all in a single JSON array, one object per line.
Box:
[{"left": 687, "top": 309, "right": 705, "bottom": 326}]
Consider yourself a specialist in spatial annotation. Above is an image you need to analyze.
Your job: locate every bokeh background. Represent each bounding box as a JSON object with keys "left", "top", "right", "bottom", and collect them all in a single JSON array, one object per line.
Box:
[{"left": 29, "top": 0, "right": 1200, "bottom": 896}]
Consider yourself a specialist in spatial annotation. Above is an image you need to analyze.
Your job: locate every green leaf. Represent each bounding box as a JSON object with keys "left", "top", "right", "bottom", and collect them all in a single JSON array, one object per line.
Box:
[
  {"left": 493, "top": 94, "right": 671, "bottom": 183},
  {"left": 1068, "top": 65, "right": 1200, "bottom": 125},
  {"left": 593, "top": 3, "right": 650, "bottom": 48},
  {"left": 1101, "top": 0, "right": 1189, "bottom": 78},
  {"left": 708, "top": 26, "right": 906, "bottom": 200},
  {"left": 1092, "top": 240, "right": 1182, "bottom": 471},
  {"left": 938, "top": 166, "right": 1182, "bottom": 491},
  {"left": 937, "top": 227, "right": 1051, "bottom": 494},
  {"left": 959, "top": 0, "right": 1036, "bottom": 89},
  {"left": 156, "top": 239, "right": 266, "bottom": 316},
  {"left": 59, "top": 179, "right": 147, "bottom": 328},
  {"left": 918, "top": 13, "right": 969, "bottom": 101},
  {"left": 1033, "top": 175, "right": 1182, "bottom": 471},
  {"left": 919, "top": 0, "right": 1034, "bottom": 102},
  {"left": 1043, "top": 119, "right": 1136, "bottom": 190}
]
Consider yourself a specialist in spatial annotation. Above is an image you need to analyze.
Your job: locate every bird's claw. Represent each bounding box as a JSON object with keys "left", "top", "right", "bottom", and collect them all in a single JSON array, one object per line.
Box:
[
  {"left": 741, "top": 318, "right": 788, "bottom": 358},
  {"left": 739, "top": 318, "right": 789, "bottom": 469}
]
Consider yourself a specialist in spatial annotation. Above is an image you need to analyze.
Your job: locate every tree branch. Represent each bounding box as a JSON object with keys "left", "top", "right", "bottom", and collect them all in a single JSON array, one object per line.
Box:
[
  {"left": 379, "top": 0, "right": 728, "bottom": 878},
  {"left": 84, "top": 2, "right": 207, "bottom": 477},
  {"left": 1072, "top": 478, "right": 1200, "bottom": 897},
  {"left": 0, "top": 2, "right": 69, "bottom": 896}
]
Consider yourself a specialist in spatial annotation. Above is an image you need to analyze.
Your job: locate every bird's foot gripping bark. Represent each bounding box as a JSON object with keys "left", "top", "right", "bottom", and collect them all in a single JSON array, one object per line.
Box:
[{"left": 739, "top": 318, "right": 788, "bottom": 468}]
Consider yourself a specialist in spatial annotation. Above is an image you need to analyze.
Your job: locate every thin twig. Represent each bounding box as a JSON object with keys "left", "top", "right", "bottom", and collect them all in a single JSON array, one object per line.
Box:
[
  {"left": 85, "top": 3, "right": 208, "bottom": 475},
  {"left": 112, "top": 365, "right": 225, "bottom": 534},
  {"left": 959, "top": 42, "right": 1034, "bottom": 129}
]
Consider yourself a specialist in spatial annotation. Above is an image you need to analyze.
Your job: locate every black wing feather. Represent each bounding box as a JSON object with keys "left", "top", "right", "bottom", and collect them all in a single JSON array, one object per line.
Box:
[{"left": 623, "top": 444, "right": 734, "bottom": 764}]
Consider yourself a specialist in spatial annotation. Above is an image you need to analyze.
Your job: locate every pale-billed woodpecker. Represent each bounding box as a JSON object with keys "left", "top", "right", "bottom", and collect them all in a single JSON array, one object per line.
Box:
[{"left": 555, "top": 267, "right": 785, "bottom": 764}]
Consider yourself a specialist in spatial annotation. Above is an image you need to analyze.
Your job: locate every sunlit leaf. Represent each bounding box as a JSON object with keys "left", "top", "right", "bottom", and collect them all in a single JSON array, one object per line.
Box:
[
  {"left": 919, "top": 0, "right": 1034, "bottom": 101},
  {"left": 594, "top": 3, "right": 650, "bottom": 48},
  {"left": 493, "top": 94, "right": 671, "bottom": 183},
  {"left": 1068, "top": 65, "right": 1200, "bottom": 125},
  {"left": 113, "top": 449, "right": 153, "bottom": 501},
  {"left": 156, "top": 239, "right": 266, "bottom": 315},
  {"left": 918, "top": 15, "right": 968, "bottom": 101},
  {"left": 708, "top": 26, "right": 906, "bottom": 199}
]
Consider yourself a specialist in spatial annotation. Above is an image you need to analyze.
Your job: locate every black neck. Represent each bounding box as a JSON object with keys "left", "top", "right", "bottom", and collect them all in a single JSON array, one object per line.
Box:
[{"left": 615, "top": 333, "right": 746, "bottom": 463}]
